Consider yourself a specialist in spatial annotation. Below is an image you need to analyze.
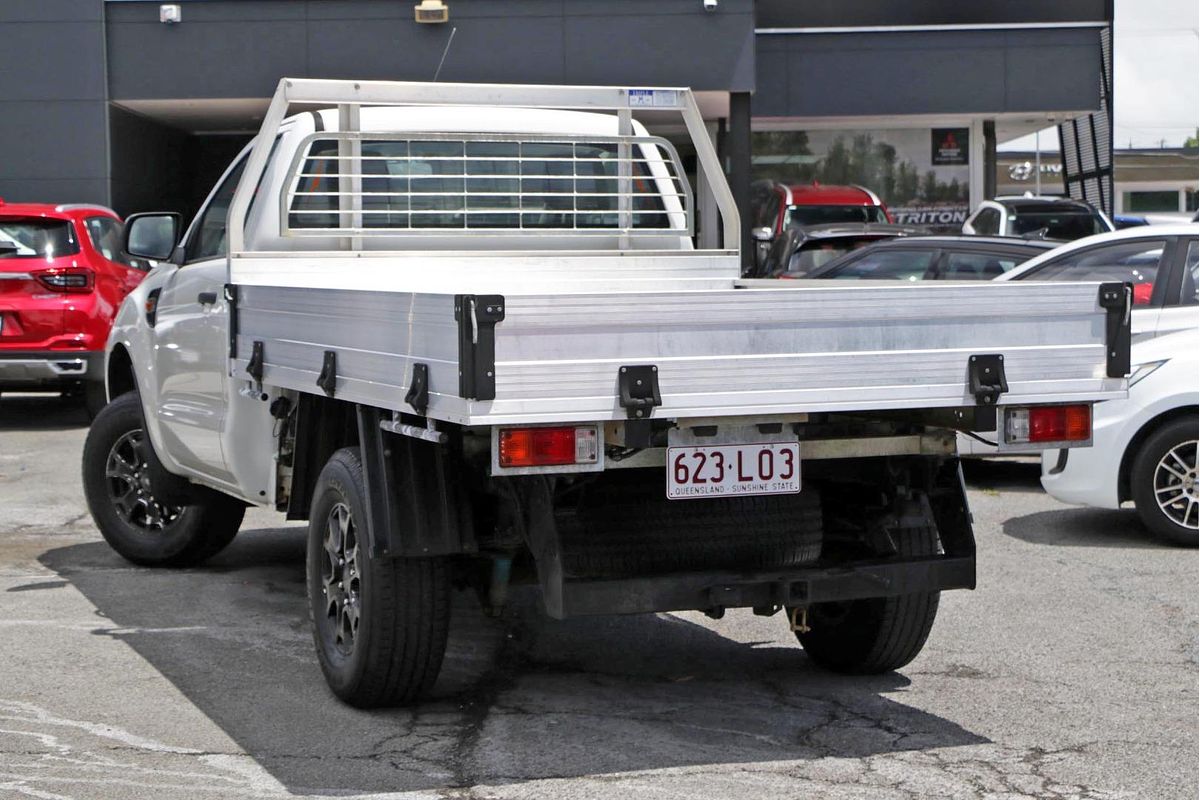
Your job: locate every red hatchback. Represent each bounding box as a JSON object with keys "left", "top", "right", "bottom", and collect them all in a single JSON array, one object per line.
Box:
[{"left": 0, "top": 200, "right": 149, "bottom": 416}]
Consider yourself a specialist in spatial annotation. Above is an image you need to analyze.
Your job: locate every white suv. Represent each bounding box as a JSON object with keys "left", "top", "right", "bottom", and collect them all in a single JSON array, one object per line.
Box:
[{"left": 963, "top": 196, "right": 1114, "bottom": 241}]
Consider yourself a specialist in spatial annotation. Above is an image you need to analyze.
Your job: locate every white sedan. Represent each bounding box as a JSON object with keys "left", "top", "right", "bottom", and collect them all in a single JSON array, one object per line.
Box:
[
  {"left": 1040, "top": 329, "right": 1199, "bottom": 546},
  {"left": 959, "top": 224, "right": 1198, "bottom": 458},
  {"left": 997, "top": 223, "right": 1198, "bottom": 340}
]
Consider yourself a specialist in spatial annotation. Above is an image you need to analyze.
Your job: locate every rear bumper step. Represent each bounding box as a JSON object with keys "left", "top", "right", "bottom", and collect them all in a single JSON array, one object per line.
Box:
[
  {"left": 542, "top": 555, "right": 976, "bottom": 619},
  {"left": 0, "top": 352, "right": 100, "bottom": 386}
]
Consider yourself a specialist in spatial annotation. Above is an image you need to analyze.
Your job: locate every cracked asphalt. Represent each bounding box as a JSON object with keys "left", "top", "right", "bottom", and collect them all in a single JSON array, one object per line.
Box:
[{"left": 0, "top": 394, "right": 1195, "bottom": 800}]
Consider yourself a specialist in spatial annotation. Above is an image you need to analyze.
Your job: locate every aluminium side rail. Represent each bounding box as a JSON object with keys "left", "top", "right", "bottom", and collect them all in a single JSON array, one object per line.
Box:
[{"left": 226, "top": 78, "right": 739, "bottom": 264}]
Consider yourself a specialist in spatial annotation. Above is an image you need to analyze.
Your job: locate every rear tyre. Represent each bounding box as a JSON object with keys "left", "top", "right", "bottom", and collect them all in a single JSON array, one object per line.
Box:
[
  {"left": 793, "top": 524, "right": 940, "bottom": 674},
  {"left": 81, "top": 391, "right": 245, "bottom": 566},
  {"left": 307, "top": 447, "right": 450, "bottom": 707},
  {"left": 1130, "top": 417, "right": 1198, "bottom": 547}
]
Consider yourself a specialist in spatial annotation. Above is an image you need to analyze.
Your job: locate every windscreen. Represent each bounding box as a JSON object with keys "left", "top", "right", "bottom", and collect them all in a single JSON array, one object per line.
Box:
[
  {"left": 786, "top": 205, "right": 888, "bottom": 227},
  {"left": 0, "top": 217, "right": 79, "bottom": 260}
]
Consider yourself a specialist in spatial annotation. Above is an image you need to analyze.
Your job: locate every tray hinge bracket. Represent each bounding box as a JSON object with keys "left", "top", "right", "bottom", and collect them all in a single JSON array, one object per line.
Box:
[
  {"left": 454, "top": 294, "right": 505, "bottom": 401},
  {"left": 405, "top": 362, "right": 430, "bottom": 415},
  {"left": 246, "top": 339, "right": 264, "bottom": 386},
  {"left": 317, "top": 350, "right": 337, "bottom": 397},
  {"left": 1098, "top": 282, "right": 1132, "bottom": 378},
  {"left": 225, "top": 283, "right": 239, "bottom": 358}
]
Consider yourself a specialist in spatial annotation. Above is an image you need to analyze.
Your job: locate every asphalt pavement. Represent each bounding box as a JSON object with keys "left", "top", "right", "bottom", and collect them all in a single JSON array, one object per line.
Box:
[{"left": 0, "top": 394, "right": 1195, "bottom": 800}]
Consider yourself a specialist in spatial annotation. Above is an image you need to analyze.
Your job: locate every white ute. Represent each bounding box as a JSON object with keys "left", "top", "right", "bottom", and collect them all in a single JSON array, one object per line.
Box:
[{"left": 82, "top": 80, "right": 1130, "bottom": 706}]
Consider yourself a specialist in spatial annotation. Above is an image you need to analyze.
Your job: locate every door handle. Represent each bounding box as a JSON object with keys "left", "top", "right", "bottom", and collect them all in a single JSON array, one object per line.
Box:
[{"left": 197, "top": 291, "right": 218, "bottom": 306}]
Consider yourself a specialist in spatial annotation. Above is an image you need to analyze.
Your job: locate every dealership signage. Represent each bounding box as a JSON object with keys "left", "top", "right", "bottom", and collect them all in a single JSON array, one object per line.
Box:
[
  {"left": 891, "top": 205, "right": 969, "bottom": 228},
  {"left": 931, "top": 129, "right": 969, "bottom": 165},
  {"left": 1008, "top": 161, "right": 1063, "bottom": 181}
]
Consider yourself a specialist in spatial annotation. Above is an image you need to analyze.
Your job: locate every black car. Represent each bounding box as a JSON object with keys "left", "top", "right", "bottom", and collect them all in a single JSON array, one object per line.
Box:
[
  {"left": 794, "top": 236, "right": 1059, "bottom": 281},
  {"left": 751, "top": 222, "right": 928, "bottom": 279}
]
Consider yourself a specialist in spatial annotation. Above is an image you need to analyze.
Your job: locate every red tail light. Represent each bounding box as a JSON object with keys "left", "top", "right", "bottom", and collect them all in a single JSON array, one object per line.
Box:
[
  {"left": 1005, "top": 404, "right": 1091, "bottom": 444},
  {"left": 34, "top": 267, "right": 93, "bottom": 294},
  {"left": 498, "top": 426, "right": 599, "bottom": 468}
]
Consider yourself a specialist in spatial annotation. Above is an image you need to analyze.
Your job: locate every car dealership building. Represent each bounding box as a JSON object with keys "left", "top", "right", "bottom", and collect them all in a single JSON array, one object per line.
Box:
[{"left": 0, "top": 0, "right": 1114, "bottom": 255}]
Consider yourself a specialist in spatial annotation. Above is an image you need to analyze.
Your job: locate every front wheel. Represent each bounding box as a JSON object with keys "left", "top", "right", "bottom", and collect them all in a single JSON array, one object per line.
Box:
[
  {"left": 307, "top": 447, "right": 450, "bottom": 707},
  {"left": 1131, "top": 417, "right": 1198, "bottom": 547},
  {"left": 82, "top": 391, "right": 245, "bottom": 566},
  {"left": 791, "top": 524, "right": 941, "bottom": 674}
]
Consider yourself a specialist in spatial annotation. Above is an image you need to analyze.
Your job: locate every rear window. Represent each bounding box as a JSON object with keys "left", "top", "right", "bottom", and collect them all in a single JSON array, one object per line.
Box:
[
  {"left": 83, "top": 216, "right": 135, "bottom": 266},
  {"left": 1020, "top": 239, "right": 1166, "bottom": 306},
  {"left": 787, "top": 237, "right": 889, "bottom": 275},
  {"left": 786, "top": 205, "right": 887, "bottom": 227},
  {"left": 820, "top": 248, "right": 938, "bottom": 281},
  {"left": 939, "top": 251, "right": 1025, "bottom": 280},
  {"left": 0, "top": 217, "right": 80, "bottom": 260},
  {"left": 289, "top": 139, "right": 669, "bottom": 231},
  {"left": 1008, "top": 210, "right": 1107, "bottom": 240}
]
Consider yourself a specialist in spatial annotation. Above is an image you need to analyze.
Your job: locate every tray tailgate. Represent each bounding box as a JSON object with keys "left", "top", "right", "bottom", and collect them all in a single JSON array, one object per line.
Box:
[{"left": 234, "top": 281, "right": 1124, "bottom": 425}]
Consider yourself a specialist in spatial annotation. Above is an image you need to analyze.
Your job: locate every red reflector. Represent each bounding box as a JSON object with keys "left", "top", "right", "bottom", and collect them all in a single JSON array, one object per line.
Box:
[
  {"left": 1028, "top": 405, "right": 1091, "bottom": 443},
  {"left": 1133, "top": 282, "right": 1153, "bottom": 306},
  {"left": 499, "top": 427, "right": 577, "bottom": 467}
]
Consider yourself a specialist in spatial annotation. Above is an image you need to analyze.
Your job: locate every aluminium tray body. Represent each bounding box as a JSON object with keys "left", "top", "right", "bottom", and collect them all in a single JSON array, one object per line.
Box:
[{"left": 231, "top": 256, "right": 1124, "bottom": 426}]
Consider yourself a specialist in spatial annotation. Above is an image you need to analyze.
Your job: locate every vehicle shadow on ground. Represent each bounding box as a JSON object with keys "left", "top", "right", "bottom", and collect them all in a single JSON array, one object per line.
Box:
[
  {"left": 1003, "top": 506, "right": 1167, "bottom": 549},
  {"left": 0, "top": 393, "right": 88, "bottom": 431},
  {"left": 961, "top": 458, "right": 1044, "bottom": 494},
  {"left": 40, "top": 532, "right": 989, "bottom": 795}
]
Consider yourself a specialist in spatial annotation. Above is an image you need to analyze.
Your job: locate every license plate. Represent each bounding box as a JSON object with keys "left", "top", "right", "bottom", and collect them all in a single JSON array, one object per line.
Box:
[{"left": 667, "top": 442, "right": 800, "bottom": 500}]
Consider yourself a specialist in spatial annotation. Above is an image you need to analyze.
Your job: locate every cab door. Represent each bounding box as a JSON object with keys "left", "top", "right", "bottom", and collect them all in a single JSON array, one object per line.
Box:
[{"left": 151, "top": 158, "right": 246, "bottom": 485}]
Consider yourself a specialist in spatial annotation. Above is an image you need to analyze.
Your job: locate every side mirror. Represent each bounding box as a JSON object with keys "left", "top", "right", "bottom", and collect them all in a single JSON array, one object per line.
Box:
[
  {"left": 751, "top": 226, "right": 774, "bottom": 243},
  {"left": 125, "top": 212, "right": 182, "bottom": 262}
]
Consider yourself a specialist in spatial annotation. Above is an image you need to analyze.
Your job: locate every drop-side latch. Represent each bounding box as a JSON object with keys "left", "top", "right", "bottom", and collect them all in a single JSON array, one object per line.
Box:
[
  {"left": 617, "top": 365, "right": 662, "bottom": 419},
  {"left": 968, "top": 354, "right": 1008, "bottom": 406}
]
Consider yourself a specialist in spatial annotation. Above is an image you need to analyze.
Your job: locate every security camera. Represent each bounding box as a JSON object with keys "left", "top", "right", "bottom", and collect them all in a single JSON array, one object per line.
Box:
[{"left": 703, "top": 0, "right": 718, "bottom": 10}]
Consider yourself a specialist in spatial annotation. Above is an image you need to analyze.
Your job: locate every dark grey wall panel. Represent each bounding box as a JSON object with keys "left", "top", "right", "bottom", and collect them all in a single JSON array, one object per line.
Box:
[
  {"left": 757, "top": 0, "right": 1109, "bottom": 29},
  {"left": 105, "top": 0, "right": 755, "bottom": 100},
  {"left": 0, "top": 0, "right": 101, "bottom": 22},
  {"left": 107, "top": 20, "right": 309, "bottom": 98},
  {"left": 0, "top": 179, "right": 110, "bottom": 205},
  {"left": 0, "top": 101, "right": 109, "bottom": 204},
  {"left": 0, "top": 0, "right": 107, "bottom": 204},
  {"left": 754, "top": 28, "right": 1103, "bottom": 118},
  {"left": 308, "top": 0, "right": 565, "bottom": 20},
  {"left": 0, "top": 24, "right": 107, "bottom": 101},
  {"left": 1005, "top": 41, "right": 1102, "bottom": 113},
  {"left": 563, "top": 13, "right": 754, "bottom": 90},
  {"left": 305, "top": 20, "right": 493, "bottom": 83}
]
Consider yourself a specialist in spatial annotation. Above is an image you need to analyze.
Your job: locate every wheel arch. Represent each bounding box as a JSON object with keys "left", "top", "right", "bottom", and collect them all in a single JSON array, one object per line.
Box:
[
  {"left": 105, "top": 344, "right": 137, "bottom": 402},
  {"left": 1118, "top": 405, "right": 1199, "bottom": 503},
  {"left": 286, "top": 393, "right": 361, "bottom": 521}
]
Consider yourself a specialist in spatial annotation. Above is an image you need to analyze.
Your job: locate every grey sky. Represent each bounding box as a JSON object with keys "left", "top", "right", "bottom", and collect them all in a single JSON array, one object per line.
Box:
[{"left": 1001, "top": 0, "right": 1199, "bottom": 151}]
